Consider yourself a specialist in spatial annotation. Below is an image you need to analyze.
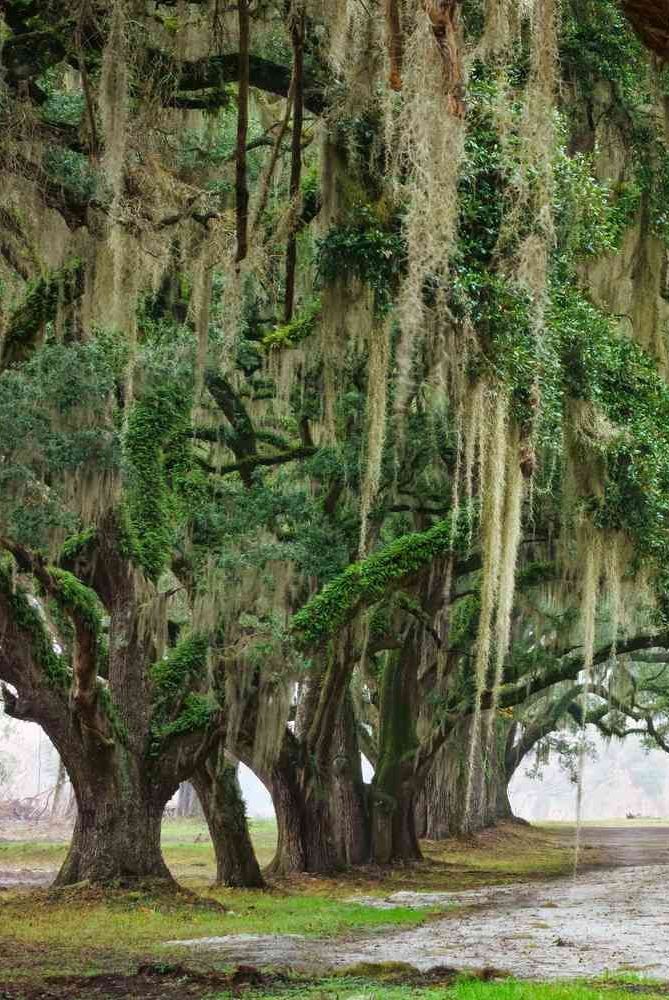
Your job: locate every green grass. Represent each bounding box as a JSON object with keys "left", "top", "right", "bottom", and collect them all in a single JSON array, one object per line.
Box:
[
  {"left": 0, "top": 819, "right": 575, "bottom": 893},
  {"left": 0, "top": 887, "right": 431, "bottom": 980},
  {"left": 0, "top": 820, "right": 582, "bottom": 985},
  {"left": 217, "top": 976, "right": 669, "bottom": 999},
  {"left": 0, "top": 817, "right": 279, "bottom": 885}
]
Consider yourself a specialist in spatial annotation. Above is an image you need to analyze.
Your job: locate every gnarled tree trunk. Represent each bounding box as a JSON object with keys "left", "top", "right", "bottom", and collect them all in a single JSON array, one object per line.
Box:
[
  {"left": 192, "top": 751, "right": 264, "bottom": 888},
  {"left": 421, "top": 717, "right": 516, "bottom": 839},
  {"left": 371, "top": 640, "right": 421, "bottom": 863},
  {"left": 53, "top": 747, "right": 175, "bottom": 887},
  {"left": 330, "top": 692, "right": 371, "bottom": 866},
  {"left": 264, "top": 730, "right": 338, "bottom": 875}
]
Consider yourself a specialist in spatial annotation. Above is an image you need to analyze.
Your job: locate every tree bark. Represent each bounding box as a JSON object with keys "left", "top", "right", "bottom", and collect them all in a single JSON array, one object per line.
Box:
[
  {"left": 51, "top": 756, "right": 69, "bottom": 818},
  {"left": 266, "top": 738, "right": 338, "bottom": 875},
  {"left": 176, "top": 781, "right": 200, "bottom": 818},
  {"left": 192, "top": 753, "right": 264, "bottom": 888},
  {"left": 422, "top": 717, "right": 516, "bottom": 839},
  {"left": 54, "top": 755, "right": 174, "bottom": 887},
  {"left": 370, "top": 641, "right": 422, "bottom": 863},
  {"left": 330, "top": 693, "right": 371, "bottom": 866}
]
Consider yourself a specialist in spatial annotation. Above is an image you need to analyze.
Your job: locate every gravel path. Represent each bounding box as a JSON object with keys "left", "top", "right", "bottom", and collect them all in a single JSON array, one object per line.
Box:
[{"left": 171, "top": 827, "right": 669, "bottom": 980}]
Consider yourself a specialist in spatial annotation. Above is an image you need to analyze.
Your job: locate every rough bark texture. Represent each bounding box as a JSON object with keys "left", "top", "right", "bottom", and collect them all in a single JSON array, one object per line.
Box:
[
  {"left": 371, "top": 639, "right": 422, "bottom": 863},
  {"left": 419, "top": 717, "right": 515, "bottom": 839},
  {"left": 54, "top": 753, "right": 175, "bottom": 886},
  {"left": 267, "top": 740, "right": 338, "bottom": 875},
  {"left": 0, "top": 528, "right": 219, "bottom": 888},
  {"left": 192, "top": 753, "right": 264, "bottom": 888},
  {"left": 622, "top": 0, "right": 669, "bottom": 58},
  {"left": 330, "top": 693, "right": 371, "bottom": 866}
]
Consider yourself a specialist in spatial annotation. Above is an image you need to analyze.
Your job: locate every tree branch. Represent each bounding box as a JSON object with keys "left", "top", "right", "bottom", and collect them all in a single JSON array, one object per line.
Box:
[{"left": 0, "top": 537, "right": 105, "bottom": 734}]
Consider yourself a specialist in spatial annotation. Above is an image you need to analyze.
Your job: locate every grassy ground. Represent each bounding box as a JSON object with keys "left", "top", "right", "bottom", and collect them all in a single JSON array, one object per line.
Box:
[
  {"left": 0, "top": 967, "right": 666, "bottom": 1000},
  {"left": 245, "top": 976, "right": 669, "bottom": 1000},
  {"left": 0, "top": 819, "right": 652, "bottom": 998},
  {"left": 0, "top": 818, "right": 577, "bottom": 892}
]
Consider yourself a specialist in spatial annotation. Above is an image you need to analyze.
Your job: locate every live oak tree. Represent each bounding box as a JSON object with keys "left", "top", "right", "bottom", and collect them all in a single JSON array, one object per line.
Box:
[{"left": 2, "top": 0, "right": 669, "bottom": 888}]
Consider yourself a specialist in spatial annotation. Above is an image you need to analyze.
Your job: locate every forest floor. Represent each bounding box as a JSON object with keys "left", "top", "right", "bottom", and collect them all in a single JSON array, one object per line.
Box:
[{"left": 1, "top": 819, "right": 668, "bottom": 998}]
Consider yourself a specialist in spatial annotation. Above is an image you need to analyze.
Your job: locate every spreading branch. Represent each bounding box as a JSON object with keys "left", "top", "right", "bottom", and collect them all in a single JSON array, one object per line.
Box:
[{"left": 0, "top": 537, "right": 104, "bottom": 732}]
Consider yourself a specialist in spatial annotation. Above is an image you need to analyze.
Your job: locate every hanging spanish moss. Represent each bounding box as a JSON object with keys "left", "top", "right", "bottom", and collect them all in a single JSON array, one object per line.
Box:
[
  {"left": 98, "top": 0, "right": 140, "bottom": 415},
  {"left": 462, "top": 379, "right": 487, "bottom": 537},
  {"left": 252, "top": 670, "right": 294, "bottom": 774},
  {"left": 482, "top": 429, "right": 524, "bottom": 758},
  {"left": 515, "top": 0, "right": 558, "bottom": 305},
  {"left": 313, "top": 0, "right": 381, "bottom": 111},
  {"left": 387, "top": 5, "right": 466, "bottom": 431},
  {"left": 190, "top": 243, "right": 214, "bottom": 399},
  {"left": 359, "top": 317, "right": 392, "bottom": 556},
  {"left": 463, "top": 388, "right": 509, "bottom": 823},
  {"left": 99, "top": 2, "right": 129, "bottom": 222},
  {"left": 573, "top": 531, "right": 602, "bottom": 871},
  {"left": 480, "top": 0, "right": 514, "bottom": 57}
]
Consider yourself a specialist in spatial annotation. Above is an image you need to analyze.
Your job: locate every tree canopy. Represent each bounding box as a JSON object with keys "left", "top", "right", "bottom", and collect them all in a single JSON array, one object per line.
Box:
[{"left": 1, "top": 0, "right": 669, "bottom": 884}]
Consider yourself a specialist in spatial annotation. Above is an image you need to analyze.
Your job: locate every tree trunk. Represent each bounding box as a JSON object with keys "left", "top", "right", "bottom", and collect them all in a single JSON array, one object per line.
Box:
[
  {"left": 192, "top": 754, "right": 264, "bottom": 888},
  {"left": 54, "top": 757, "right": 173, "bottom": 887},
  {"left": 370, "top": 643, "right": 421, "bottom": 863},
  {"left": 414, "top": 786, "right": 428, "bottom": 840},
  {"left": 495, "top": 772, "right": 514, "bottom": 822},
  {"left": 372, "top": 783, "right": 421, "bottom": 864},
  {"left": 424, "top": 717, "right": 514, "bottom": 838},
  {"left": 267, "top": 740, "right": 337, "bottom": 875},
  {"left": 51, "top": 757, "right": 69, "bottom": 818},
  {"left": 176, "top": 782, "right": 201, "bottom": 818},
  {"left": 330, "top": 693, "right": 371, "bottom": 866}
]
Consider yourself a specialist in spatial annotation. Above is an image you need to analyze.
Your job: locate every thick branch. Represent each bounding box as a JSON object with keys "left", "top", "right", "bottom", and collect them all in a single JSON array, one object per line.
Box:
[
  {"left": 204, "top": 370, "right": 259, "bottom": 486},
  {"left": 504, "top": 684, "right": 582, "bottom": 780},
  {"left": 1, "top": 259, "right": 85, "bottom": 369},
  {"left": 235, "top": 0, "right": 251, "bottom": 264},
  {"left": 284, "top": 9, "right": 305, "bottom": 323},
  {"left": 412, "top": 631, "right": 669, "bottom": 784},
  {"left": 0, "top": 150, "right": 92, "bottom": 229},
  {"left": 172, "top": 52, "right": 328, "bottom": 115},
  {"left": 291, "top": 514, "right": 464, "bottom": 649},
  {"left": 621, "top": 1, "right": 669, "bottom": 59},
  {"left": 0, "top": 538, "right": 103, "bottom": 726},
  {"left": 210, "top": 446, "right": 316, "bottom": 477}
]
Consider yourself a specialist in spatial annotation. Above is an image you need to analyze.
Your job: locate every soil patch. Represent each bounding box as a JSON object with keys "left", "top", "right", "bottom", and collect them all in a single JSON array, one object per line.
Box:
[
  {"left": 552, "top": 825, "right": 669, "bottom": 869},
  {"left": 0, "top": 963, "right": 286, "bottom": 999}
]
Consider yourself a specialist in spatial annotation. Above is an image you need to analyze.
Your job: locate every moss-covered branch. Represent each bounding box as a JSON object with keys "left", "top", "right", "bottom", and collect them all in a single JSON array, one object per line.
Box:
[
  {"left": 0, "top": 559, "right": 70, "bottom": 691},
  {"left": 149, "top": 633, "right": 214, "bottom": 755},
  {"left": 123, "top": 383, "right": 192, "bottom": 581},
  {"left": 213, "top": 446, "right": 317, "bottom": 478},
  {"left": 0, "top": 537, "right": 105, "bottom": 727},
  {"left": 291, "top": 514, "right": 465, "bottom": 648},
  {"left": 261, "top": 299, "right": 321, "bottom": 351},
  {"left": 1, "top": 259, "right": 85, "bottom": 369},
  {"left": 171, "top": 51, "right": 328, "bottom": 116},
  {"left": 204, "top": 370, "right": 259, "bottom": 487}
]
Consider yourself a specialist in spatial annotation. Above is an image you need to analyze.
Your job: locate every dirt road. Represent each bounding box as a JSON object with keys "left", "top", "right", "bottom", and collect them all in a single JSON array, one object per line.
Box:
[{"left": 172, "top": 826, "right": 669, "bottom": 980}]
